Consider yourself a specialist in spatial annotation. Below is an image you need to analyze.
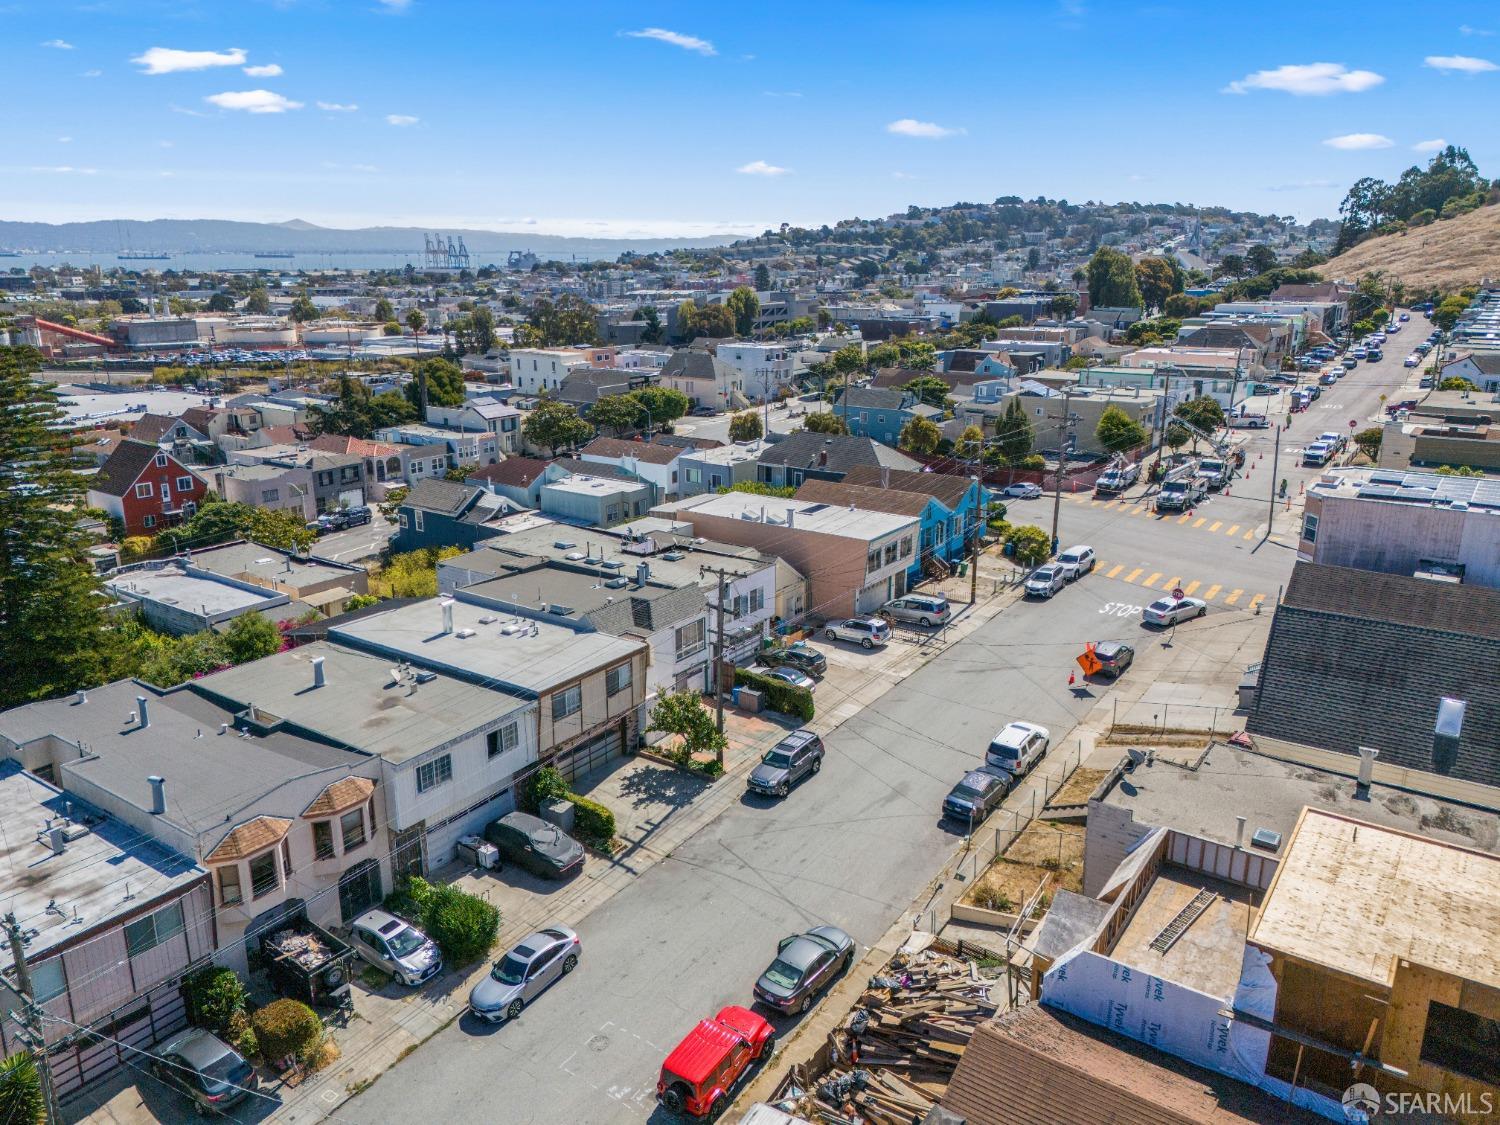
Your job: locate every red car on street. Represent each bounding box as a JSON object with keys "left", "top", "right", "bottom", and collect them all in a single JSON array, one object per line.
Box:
[{"left": 657, "top": 1005, "right": 775, "bottom": 1118}]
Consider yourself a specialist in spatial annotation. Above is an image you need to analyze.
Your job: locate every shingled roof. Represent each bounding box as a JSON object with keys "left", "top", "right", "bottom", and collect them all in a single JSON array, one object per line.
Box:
[
  {"left": 793, "top": 477, "right": 932, "bottom": 517},
  {"left": 756, "top": 431, "right": 919, "bottom": 475},
  {"left": 91, "top": 439, "right": 173, "bottom": 497},
  {"left": 302, "top": 776, "right": 375, "bottom": 818},
  {"left": 1247, "top": 562, "right": 1500, "bottom": 786},
  {"left": 842, "top": 464, "right": 975, "bottom": 508},
  {"left": 468, "top": 457, "right": 550, "bottom": 488},
  {"left": 580, "top": 436, "right": 680, "bottom": 466},
  {"left": 205, "top": 815, "right": 291, "bottom": 864},
  {"left": 402, "top": 478, "right": 481, "bottom": 516}
]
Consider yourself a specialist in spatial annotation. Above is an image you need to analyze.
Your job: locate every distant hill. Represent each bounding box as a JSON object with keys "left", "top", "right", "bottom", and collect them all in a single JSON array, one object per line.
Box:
[
  {"left": 0, "top": 218, "right": 734, "bottom": 261},
  {"left": 1319, "top": 205, "right": 1500, "bottom": 291}
]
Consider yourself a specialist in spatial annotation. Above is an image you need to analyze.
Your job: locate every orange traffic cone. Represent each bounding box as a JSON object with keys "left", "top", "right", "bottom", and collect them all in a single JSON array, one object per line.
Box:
[{"left": 1068, "top": 672, "right": 1076, "bottom": 686}]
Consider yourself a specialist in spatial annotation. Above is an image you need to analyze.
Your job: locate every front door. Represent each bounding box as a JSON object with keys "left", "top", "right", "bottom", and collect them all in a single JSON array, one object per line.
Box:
[
  {"left": 338, "top": 859, "right": 382, "bottom": 924},
  {"left": 391, "top": 822, "right": 426, "bottom": 879}
]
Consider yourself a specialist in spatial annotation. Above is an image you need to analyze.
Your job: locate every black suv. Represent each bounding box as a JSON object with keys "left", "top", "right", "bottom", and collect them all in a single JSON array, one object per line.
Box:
[{"left": 761, "top": 642, "right": 827, "bottom": 679}]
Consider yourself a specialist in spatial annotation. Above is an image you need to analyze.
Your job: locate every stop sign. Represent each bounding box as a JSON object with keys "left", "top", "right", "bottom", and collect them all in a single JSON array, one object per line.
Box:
[
  {"left": 1172, "top": 586, "right": 1185, "bottom": 599},
  {"left": 1349, "top": 419, "right": 1357, "bottom": 429}
]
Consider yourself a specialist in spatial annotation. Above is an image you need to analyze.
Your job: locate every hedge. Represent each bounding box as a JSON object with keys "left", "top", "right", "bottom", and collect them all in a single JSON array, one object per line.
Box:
[
  {"left": 569, "top": 794, "right": 615, "bottom": 846},
  {"left": 734, "top": 667, "right": 815, "bottom": 721},
  {"left": 386, "top": 876, "right": 499, "bottom": 967},
  {"left": 251, "top": 998, "right": 323, "bottom": 1065},
  {"left": 182, "top": 967, "right": 247, "bottom": 1034}
]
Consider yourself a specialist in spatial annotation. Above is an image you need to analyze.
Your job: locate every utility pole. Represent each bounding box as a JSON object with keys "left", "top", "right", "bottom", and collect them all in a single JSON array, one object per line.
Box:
[
  {"left": 699, "top": 565, "right": 746, "bottom": 751},
  {"left": 1049, "top": 388, "right": 1075, "bottom": 557},
  {"left": 5, "top": 913, "right": 60, "bottom": 1125},
  {"left": 1153, "top": 365, "right": 1175, "bottom": 477},
  {"left": 970, "top": 522, "right": 981, "bottom": 604},
  {"left": 1266, "top": 423, "right": 1281, "bottom": 537}
]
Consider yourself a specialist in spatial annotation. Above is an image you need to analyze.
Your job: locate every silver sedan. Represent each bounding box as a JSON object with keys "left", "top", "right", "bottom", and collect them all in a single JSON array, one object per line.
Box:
[
  {"left": 468, "top": 926, "right": 581, "bottom": 1023},
  {"left": 1142, "top": 596, "right": 1207, "bottom": 626}
]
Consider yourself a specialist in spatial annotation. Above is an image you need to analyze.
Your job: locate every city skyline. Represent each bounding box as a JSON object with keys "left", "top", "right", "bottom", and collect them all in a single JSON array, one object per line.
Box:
[{"left": 3, "top": 0, "right": 1496, "bottom": 237}]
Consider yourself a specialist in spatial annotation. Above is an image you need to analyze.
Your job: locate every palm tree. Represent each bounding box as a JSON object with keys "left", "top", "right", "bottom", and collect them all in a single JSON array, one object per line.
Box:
[{"left": 0, "top": 1053, "right": 46, "bottom": 1124}]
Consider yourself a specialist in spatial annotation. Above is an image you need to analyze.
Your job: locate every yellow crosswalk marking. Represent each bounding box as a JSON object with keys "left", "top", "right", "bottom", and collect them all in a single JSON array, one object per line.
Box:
[
  {"left": 1226, "top": 524, "right": 1241, "bottom": 536},
  {"left": 1183, "top": 580, "right": 1201, "bottom": 595},
  {"left": 1243, "top": 528, "right": 1258, "bottom": 540},
  {"left": 1204, "top": 584, "right": 1222, "bottom": 600},
  {"left": 1176, "top": 513, "right": 1191, "bottom": 524},
  {"left": 1131, "top": 505, "right": 1148, "bottom": 516},
  {"left": 1106, "top": 564, "right": 1124, "bottom": 578},
  {"left": 1090, "top": 500, "right": 1101, "bottom": 507},
  {"left": 1142, "top": 572, "right": 1163, "bottom": 588},
  {"left": 1165, "top": 577, "right": 1182, "bottom": 593},
  {"left": 1209, "top": 521, "right": 1222, "bottom": 531},
  {"left": 1225, "top": 589, "right": 1243, "bottom": 605},
  {"left": 1192, "top": 518, "right": 1206, "bottom": 528},
  {"left": 1124, "top": 567, "right": 1144, "bottom": 583},
  {"left": 1248, "top": 593, "right": 1266, "bottom": 612}
]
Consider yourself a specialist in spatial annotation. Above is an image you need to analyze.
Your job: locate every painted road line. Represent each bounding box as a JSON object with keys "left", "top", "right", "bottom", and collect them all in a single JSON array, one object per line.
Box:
[
  {"left": 1165, "top": 577, "right": 1182, "bottom": 593},
  {"left": 1209, "top": 521, "right": 1223, "bottom": 532},
  {"left": 1142, "top": 572, "right": 1163, "bottom": 588},
  {"left": 1244, "top": 527, "right": 1258, "bottom": 540},
  {"left": 1248, "top": 593, "right": 1266, "bottom": 612},
  {"left": 1192, "top": 518, "right": 1206, "bottom": 528},
  {"left": 1226, "top": 524, "right": 1241, "bottom": 537},
  {"left": 1106, "top": 564, "right": 1124, "bottom": 579},
  {"left": 1124, "top": 567, "right": 1144, "bottom": 583},
  {"left": 1225, "top": 589, "right": 1243, "bottom": 605},
  {"left": 1204, "top": 584, "right": 1222, "bottom": 600},
  {"left": 1182, "top": 580, "right": 1201, "bottom": 595}
]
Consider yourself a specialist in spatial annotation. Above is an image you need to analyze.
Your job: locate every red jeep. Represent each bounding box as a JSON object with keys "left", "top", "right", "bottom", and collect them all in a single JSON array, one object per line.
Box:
[{"left": 657, "top": 1004, "right": 775, "bottom": 1118}]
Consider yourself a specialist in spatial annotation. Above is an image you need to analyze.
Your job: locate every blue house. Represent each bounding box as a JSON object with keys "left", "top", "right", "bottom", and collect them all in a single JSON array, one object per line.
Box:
[
  {"left": 834, "top": 386, "right": 944, "bottom": 448},
  {"left": 392, "top": 478, "right": 516, "bottom": 554}
]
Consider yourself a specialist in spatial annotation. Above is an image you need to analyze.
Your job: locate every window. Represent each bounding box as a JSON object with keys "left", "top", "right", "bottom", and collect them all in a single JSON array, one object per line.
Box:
[
  {"left": 417, "top": 754, "right": 453, "bottom": 793},
  {"left": 1302, "top": 513, "right": 1318, "bottom": 543},
  {"left": 867, "top": 549, "right": 882, "bottom": 574},
  {"left": 487, "top": 722, "right": 519, "bottom": 758},
  {"left": 899, "top": 537, "right": 912, "bottom": 559},
  {"left": 125, "top": 901, "right": 186, "bottom": 957},
  {"left": 313, "top": 820, "right": 335, "bottom": 860},
  {"left": 1421, "top": 1001, "right": 1500, "bottom": 1085},
  {"left": 143, "top": 514, "right": 156, "bottom": 529},
  {"left": 414, "top": 510, "right": 425, "bottom": 532},
  {"left": 884, "top": 542, "right": 898, "bottom": 565},
  {"left": 280, "top": 838, "right": 293, "bottom": 877},
  {"left": 176, "top": 476, "right": 194, "bottom": 492},
  {"left": 261, "top": 488, "right": 280, "bottom": 503},
  {"left": 134, "top": 482, "right": 154, "bottom": 499},
  {"left": 398, "top": 513, "right": 408, "bottom": 529},
  {"left": 552, "top": 684, "right": 582, "bottom": 721},
  {"left": 249, "top": 852, "right": 279, "bottom": 899},
  {"left": 341, "top": 808, "right": 366, "bottom": 852},
  {"left": 31, "top": 958, "right": 66, "bottom": 1004},
  {"left": 686, "top": 467, "right": 702, "bottom": 484},
  {"left": 367, "top": 797, "right": 377, "bottom": 834},
  {"left": 750, "top": 587, "right": 764, "bottom": 613},
  {"left": 606, "top": 662, "right": 632, "bottom": 696},
  {"left": 217, "top": 865, "right": 242, "bottom": 906},
  {"left": 675, "top": 620, "right": 706, "bottom": 659},
  {"left": 154, "top": 452, "right": 167, "bottom": 468}
]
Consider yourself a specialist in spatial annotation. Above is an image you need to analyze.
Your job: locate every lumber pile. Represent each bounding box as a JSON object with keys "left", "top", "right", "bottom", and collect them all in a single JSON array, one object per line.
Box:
[{"left": 771, "top": 948, "right": 998, "bottom": 1125}]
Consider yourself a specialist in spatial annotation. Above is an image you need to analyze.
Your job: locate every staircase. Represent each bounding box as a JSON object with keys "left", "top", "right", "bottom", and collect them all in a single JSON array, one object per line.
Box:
[{"left": 1149, "top": 888, "right": 1216, "bottom": 954}]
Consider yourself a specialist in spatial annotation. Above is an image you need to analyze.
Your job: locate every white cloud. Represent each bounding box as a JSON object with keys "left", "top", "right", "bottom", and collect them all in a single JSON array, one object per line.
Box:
[
  {"left": 1459, "top": 24, "right": 1494, "bottom": 36},
  {"left": 317, "top": 101, "right": 359, "bottom": 112},
  {"left": 762, "top": 90, "right": 802, "bottom": 98},
  {"left": 736, "top": 160, "right": 790, "bottom": 177},
  {"left": 57, "top": 136, "right": 72, "bottom": 143},
  {"left": 1424, "top": 54, "right": 1497, "bottom": 73},
  {"left": 169, "top": 103, "right": 208, "bottom": 117},
  {"left": 243, "top": 63, "right": 283, "bottom": 77},
  {"left": 1222, "top": 62, "right": 1384, "bottom": 95},
  {"left": 133, "top": 46, "right": 247, "bottom": 75},
  {"left": 29, "top": 165, "right": 97, "bottom": 175},
  {"left": 891, "top": 171, "right": 919, "bottom": 180},
  {"left": 1323, "top": 132, "right": 1394, "bottom": 150},
  {"left": 82, "top": 69, "right": 102, "bottom": 78},
  {"left": 376, "top": 0, "right": 410, "bottom": 9},
  {"left": 205, "top": 89, "right": 303, "bottom": 114},
  {"left": 385, "top": 114, "right": 419, "bottom": 126},
  {"left": 41, "top": 38, "right": 73, "bottom": 49},
  {"left": 886, "top": 118, "right": 964, "bottom": 139},
  {"left": 622, "top": 27, "right": 716, "bottom": 56},
  {"left": 1413, "top": 138, "right": 1448, "bottom": 152}
]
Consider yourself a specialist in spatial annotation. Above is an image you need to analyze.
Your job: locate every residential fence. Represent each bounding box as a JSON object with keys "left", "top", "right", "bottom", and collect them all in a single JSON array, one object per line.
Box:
[{"left": 1107, "top": 699, "right": 1242, "bottom": 737}]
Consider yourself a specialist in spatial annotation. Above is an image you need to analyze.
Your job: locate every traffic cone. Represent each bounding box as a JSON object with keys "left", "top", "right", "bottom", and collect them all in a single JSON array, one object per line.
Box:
[{"left": 1068, "top": 672, "right": 1076, "bottom": 686}]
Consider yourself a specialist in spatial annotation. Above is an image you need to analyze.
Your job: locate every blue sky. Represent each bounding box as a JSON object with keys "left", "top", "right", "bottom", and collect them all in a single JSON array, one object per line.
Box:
[{"left": 4, "top": 0, "right": 1497, "bottom": 237}]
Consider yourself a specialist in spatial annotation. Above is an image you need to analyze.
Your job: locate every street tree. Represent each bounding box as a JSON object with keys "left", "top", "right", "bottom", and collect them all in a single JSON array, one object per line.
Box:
[
  {"left": 754, "top": 263, "right": 772, "bottom": 290},
  {"left": 725, "top": 286, "right": 760, "bottom": 336},
  {"left": 1174, "top": 395, "right": 1226, "bottom": 442},
  {"left": 1086, "top": 247, "right": 1142, "bottom": 309},
  {"left": 289, "top": 294, "right": 320, "bottom": 322},
  {"left": 957, "top": 424, "right": 985, "bottom": 459},
  {"left": 1164, "top": 420, "right": 1191, "bottom": 451},
  {"left": 374, "top": 297, "right": 395, "bottom": 322},
  {"left": 245, "top": 287, "right": 271, "bottom": 315},
  {"left": 1008, "top": 525, "right": 1051, "bottom": 567},
  {"left": 899, "top": 416, "right": 942, "bottom": 456},
  {"left": 1133, "top": 257, "right": 1177, "bottom": 312},
  {"left": 803, "top": 411, "right": 849, "bottom": 435},
  {"left": 728, "top": 411, "right": 763, "bottom": 442},
  {"left": 589, "top": 393, "right": 644, "bottom": 437},
  {"left": 631, "top": 385, "right": 691, "bottom": 432},
  {"left": 648, "top": 690, "right": 727, "bottom": 767},
  {"left": 1353, "top": 426, "right": 1383, "bottom": 462},
  {"left": 404, "top": 308, "right": 426, "bottom": 337},
  {"left": 522, "top": 398, "right": 594, "bottom": 455},
  {"left": 1433, "top": 295, "right": 1469, "bottom": 331},
  {"left": 902, "top": 376, "right": 951, "bottom": 409},
  {"left": 0, "top": 1051, "right": 46, "bottom": 1125},
  {"left": 1095, "top": 405, "right": 1148, "bottom": 453},
  {"left": 997, "top": 397, "right": 1034, "bottom": 464}
]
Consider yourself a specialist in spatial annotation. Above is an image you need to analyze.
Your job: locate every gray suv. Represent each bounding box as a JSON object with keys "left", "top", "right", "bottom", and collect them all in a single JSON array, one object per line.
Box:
[{"left": 747, "top": 730, "right": 825, "bottom": 797}]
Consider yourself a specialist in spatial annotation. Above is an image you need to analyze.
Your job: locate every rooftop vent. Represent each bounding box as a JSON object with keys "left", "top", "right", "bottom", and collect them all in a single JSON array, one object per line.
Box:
[
  {"left": 564, "top": 551, "right": 586, "bottom": 561},
  {"left": 454, "top": 628, "right": 476, "bottom": 639},
  {"left": 604, "top": 577, "right": 630, "bottom": 589},
  {"left": 661, "top": 550, "right": 686, "bottom": 561},
  {"left": 1250, "top": 827, "right": 1282, "bottom": 852},
  {"left": 414, "top": 670, "right": 438, "bottom": 683},
  {"left": 599, "top": 560, "right": 624, "bottom": 571},
  {"left": 553, "top": 540, "right": 576, "bottom": 550}
]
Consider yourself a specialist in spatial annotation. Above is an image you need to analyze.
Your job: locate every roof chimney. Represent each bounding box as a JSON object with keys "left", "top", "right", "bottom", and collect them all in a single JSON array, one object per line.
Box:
[
  {"left": 136, "top": 695, "right": 150, "bottom": 729},
  {"left": 311, "top": 656, "right": 326, "bottom": 688},
  {"left": 636, "top": 562, "right": 650, "bottom": 586},
  {"left": 881, "top": 465, "right": 890, "bottom": 488},
  {"left": 74, "top": 689, "right": 86, "bottom": 706},
  {"left": 785, "top": 508, "right": 794, "bottom": 528},
  {"left": 48, "top": 826, "right": 66, "bottom": 856},
  {"left": 147, "top": 776, "right": 166, "bottom": 816},
  {"left": 819, "top": 449, "right": 828, "bottom": 466},
  {"left": 441, "top": 599, "right": 454, "bottom": 634},
  {"left": 1235, "top": 816, "right": 1246, "bottom": 849},
  {"left": 1356, "top": 746, "right": 1378, "bottom": 790}
]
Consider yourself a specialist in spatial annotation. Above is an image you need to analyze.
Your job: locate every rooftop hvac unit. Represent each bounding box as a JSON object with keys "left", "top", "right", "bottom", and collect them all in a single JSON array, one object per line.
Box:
[
  {"left": 454, "top": 628, "right": 476, "bottom": 639},
  {"left": 604, "top": 577, "right": 630, "bottom": 589}
]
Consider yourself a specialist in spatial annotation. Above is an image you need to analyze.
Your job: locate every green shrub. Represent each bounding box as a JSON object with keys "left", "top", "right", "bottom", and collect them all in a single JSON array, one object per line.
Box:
[
  {"left": 182, "top": 967, "right": 247, "bottom": 1034},
  {"left": 251, "top": 998, "right": 323, "bottom": 1065},
  {"left": 420, "top": 883, "right": 500, "bottom": 967},
  {"left": 522, "top": 766, "right": 569, "bottom": 813},
  {"left": 383, "top": 874, "right": 436, "bottom": 924},
  {"left": 733, "top": 667, "right": 814, "bottom": 721},
  {"left": 568, "top": 794, "right": 615, "bottom": 846},
  {"left": 0, "top": 1052, "right": 45, "bottom": 1125}
]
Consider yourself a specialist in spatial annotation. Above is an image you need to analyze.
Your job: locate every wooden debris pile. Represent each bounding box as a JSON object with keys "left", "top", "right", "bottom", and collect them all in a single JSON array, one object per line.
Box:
[{"left": 772, "top": 948, "right": 998, "bottom": 1125}]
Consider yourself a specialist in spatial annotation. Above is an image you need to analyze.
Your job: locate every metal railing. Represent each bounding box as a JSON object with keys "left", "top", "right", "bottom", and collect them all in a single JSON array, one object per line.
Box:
[{"left": 1108, "top": 699, "right": 1240, "bottom": 736}]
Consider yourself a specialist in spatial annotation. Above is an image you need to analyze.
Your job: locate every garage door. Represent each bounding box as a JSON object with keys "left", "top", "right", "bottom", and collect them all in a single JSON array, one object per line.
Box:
[
  {"left": 553, "top": 725, "right": 623, "bottom": 784},
  {"left": 50, "top": 979, "right": 188, "bottom": 1099}
]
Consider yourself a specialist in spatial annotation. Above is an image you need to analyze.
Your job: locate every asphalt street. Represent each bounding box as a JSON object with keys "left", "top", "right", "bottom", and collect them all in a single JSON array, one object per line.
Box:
[{"left": 334, "top": 317, "right": 1429, "bottom": 1125}]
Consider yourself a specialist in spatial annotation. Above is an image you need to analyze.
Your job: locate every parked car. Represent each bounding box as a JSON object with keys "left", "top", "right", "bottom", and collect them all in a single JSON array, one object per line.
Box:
[
  {"left": 942, "top": 768, "right": 1009, "bottom": 826},
  {"left": 765, "top": 667, "right": 816, "bottom": 691},
  {"left": 753, "top": 926, "right": 856, "bottom": 1015},
  {"left": 484, "top": 811, "right": 585, "bottom": 878},
  {"left": 986, "top": 721, "right": 1050, "bottom": 781},
  {"left": 348, "top": 908, "right": 442, "bottom": 986},
  {"left": 1342, "top": 357, "right": 1359, "bottom": 370},
  {"left": 746, "top": 730, "right": 825, "bottom": 798},
  {"left": 1092, "top": 640, "right": 1135, "bottom": 680},
  {"left": 1000, "top": 482, "right": 1042, "bottom": 499},
  {"left": 881, "top": 593, "right": 951, "bottom": 626},
  {"left": 1142, "top": 596, "right": 1208, "bottom": 627},
  {"left": 1230, "top": 413, "right": 1270, "bottom": 429},
  {"left": 823, "top": 617, "right": 890, "bottom": 649},
  {"left": 150, "top": 1029, "right": 257, "bottom": 1116},
  {"left": 1024, "top": 564, "right": 1067, "bottom": 598},
  {"left": 1404, "top": 354, "right": 1421, "bottom": 368},
  {"left": 1320, "top": 371, "right": 1339, "bottom": 385},
  {"left": 1399, "top": 312, "right": 1410, "bottom": 322},
  {"left": 760, "top": 642, "right": 826, "bottom": 679},
  {"left": 468, "top": 926, "right": 581, "bottom": 1022},
  {"left": 1419, "top": 375, "right": 1434, "bottom": 388},
  {"left": 658, "top": 1006, "right": 776, "bottom": 1118},
  {"left": 1055, "top": 544, "right": 1096, "bottom": 581}
]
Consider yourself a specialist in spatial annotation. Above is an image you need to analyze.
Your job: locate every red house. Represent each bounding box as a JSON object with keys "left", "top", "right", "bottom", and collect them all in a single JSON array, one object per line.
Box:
[{"left": 87, "top": 439, "right": 208, "bottom": 538}]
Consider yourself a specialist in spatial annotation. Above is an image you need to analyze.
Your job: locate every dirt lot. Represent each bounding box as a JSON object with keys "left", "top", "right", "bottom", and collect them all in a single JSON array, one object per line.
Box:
[
  {"left": 962, "top": 819, "right": 1085, "bottom": 914},
  {"left": 1049, "top": 766, "right": 1109, "bottom": 806}
]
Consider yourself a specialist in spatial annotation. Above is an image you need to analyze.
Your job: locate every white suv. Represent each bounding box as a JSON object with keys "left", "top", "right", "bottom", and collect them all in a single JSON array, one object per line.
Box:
[
  {"left": 985, "top": 721, "right": 1050, "bottom": 781},
  {"left": 823, "top": 617, "right": 891, "bottom": 649},
  {"left": 1054, "top": 545, "right": 1096, "bottom": 581}
]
